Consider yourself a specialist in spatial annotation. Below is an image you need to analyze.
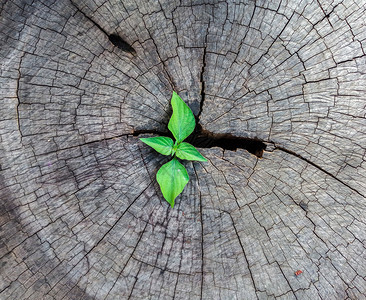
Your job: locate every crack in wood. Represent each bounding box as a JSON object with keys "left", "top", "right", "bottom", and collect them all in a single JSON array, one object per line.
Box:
[
  {"left": 188, "top": 125, "right": 266, "bottom": 158},
  {"left": 69, "top": 0, "right": 135, "bottom": 54},
  {"left": 134, "top": 126, "right": 267, "bottom": 158},
  {"left": 104, "top": 216, "right": 151, "bottom": 299},
  {"left": 192, "top": 164, "right": 205, "bottom": 300},
  {"left": 16, "top": 53, "right": 26, "bottom": 140},
  {"left": 224, "top": 210, "right": 260, "bottom": 298},
  {"left": 197, "top": 21, "right": 209, "bottom": 121},
  {"left": 108, "top": 34, "right": 136, "bottom": 54},
  {"left": 275, "top": 146, "right": 365, "bottom": 198}
]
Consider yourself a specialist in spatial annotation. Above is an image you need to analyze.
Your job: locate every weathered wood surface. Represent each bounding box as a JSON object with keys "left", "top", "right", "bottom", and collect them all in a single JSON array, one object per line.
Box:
[{"left": 1, "top": 0, "right": 366, "bottom": 299}]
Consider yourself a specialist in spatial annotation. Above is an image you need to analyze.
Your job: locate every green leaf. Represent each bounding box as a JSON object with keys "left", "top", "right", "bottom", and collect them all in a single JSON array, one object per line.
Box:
[
  {"left": 140, "top": 136, "right": 174, "bottom": 156},
  {"left": 176, "top": 142, "right": 207, "bottom": 161},
  {"left": 156, "top": 158, "right": 189, "bottom": 208},
  {"left": 168, "top": 91, "right": 196, "bottom": 143}
]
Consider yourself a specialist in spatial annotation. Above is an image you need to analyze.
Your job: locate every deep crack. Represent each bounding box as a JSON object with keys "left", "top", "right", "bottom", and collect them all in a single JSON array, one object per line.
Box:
[
  {"left": 187, "top": 125, "right": 266, "bottom": 157},
  {"left": 134, "top": 126, "right": 266, "bottom": 158},
  {"left": 108, "top": 34, "right": 136, "bottom": 54},
  {"left": 197, "top": 23, "right": 209, "bottom": 121},
  {"left": 70, "top": 0, "right": 135, "bottom": 54}
]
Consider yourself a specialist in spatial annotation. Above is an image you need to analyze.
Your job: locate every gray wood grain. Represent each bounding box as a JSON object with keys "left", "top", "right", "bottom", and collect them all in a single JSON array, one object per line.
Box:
[{"left": 1, "top": 0, "right": 366, "bottom": 299}]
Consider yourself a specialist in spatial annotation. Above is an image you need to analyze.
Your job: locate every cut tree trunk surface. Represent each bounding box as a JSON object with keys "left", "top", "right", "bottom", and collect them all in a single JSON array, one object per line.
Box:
[{"left": 1, "top": 0, "right": 366, "bottom": 299}]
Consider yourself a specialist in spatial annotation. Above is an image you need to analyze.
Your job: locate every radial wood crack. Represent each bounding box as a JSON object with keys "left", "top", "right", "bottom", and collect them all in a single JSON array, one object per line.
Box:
[
  {"left": 69, "top": 0, "right": 135, "bottom": 54},
  {"left": 275, "top": 146, "right": 365, "bottom": 198},
  {"left": 197, "top": 21, "right": 209, "bottom": 121},
  {"left": 108, "top": 34, "right": 136, "bottom": 54},
  {"left": 134, "top": 127, "right": 267, "bottom": 158}
]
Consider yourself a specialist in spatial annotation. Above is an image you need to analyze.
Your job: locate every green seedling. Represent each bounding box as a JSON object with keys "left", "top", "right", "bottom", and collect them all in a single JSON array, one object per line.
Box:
[{"left": 140, "top": 91, "right": 207, "bottom": 208}]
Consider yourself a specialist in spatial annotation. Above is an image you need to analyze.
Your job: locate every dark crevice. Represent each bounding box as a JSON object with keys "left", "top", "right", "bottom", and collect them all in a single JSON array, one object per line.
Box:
[
  {"left": 134, "top": 125, "right": 267, "bottom": 158},
  {"left": 197, "top": 48, "right": 206, "bottom": 120},
  {"left": 16, "top": 53, "right": 25, "bottom": 140},
  {"left": 197, "top": 24, "right": 208, "bottom": 121},
  {"left": 108, "top": 34, "right": 136, "bottom": 54},
  {"left": 70, "top": 0, "right": 135, "bottom": 54},
  {"left": 187, "top": 125, "right": 266, "bottom": 158}
]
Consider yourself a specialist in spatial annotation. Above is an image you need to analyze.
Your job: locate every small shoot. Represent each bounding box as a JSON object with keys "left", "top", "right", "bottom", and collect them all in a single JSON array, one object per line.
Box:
[{"left": 140, "top": 91, "right": 207, "bottom": 207}]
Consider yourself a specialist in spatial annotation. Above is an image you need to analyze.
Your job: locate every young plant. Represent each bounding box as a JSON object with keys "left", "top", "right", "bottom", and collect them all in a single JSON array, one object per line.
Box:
[{"left": 140, "top": 91, "right": 207, "bottom": 208}]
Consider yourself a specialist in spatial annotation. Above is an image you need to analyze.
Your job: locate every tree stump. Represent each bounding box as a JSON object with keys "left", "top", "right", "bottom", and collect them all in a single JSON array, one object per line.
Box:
[{"left": 1, "top": 0, "right": 366, "bottom": 299}]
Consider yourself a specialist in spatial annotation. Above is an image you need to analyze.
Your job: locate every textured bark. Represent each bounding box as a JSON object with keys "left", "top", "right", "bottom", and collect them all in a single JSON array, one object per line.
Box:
[{"left": 1, "top": 0, "right": 366, "bottom": 299}]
